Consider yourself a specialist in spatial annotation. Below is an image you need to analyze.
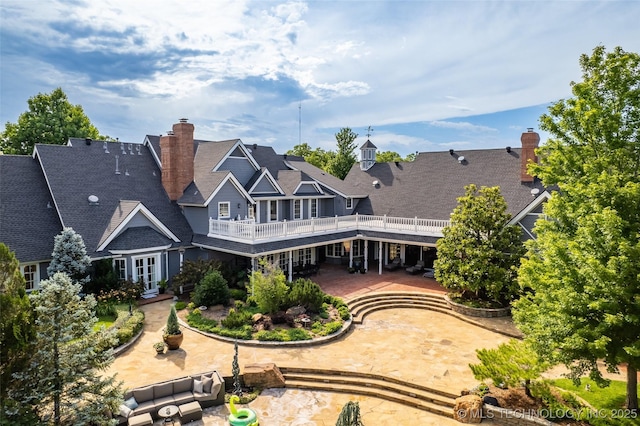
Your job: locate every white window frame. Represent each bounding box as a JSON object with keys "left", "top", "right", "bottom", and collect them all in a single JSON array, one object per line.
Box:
[
  {"left": 346, "top": 198, "right": 353, "bottom": 209},
  {"left": 113, "top": 258, "right": 127, "bottom": 281},
  {"left": 325, "top": 243, "right": 344, "bottom": 258},
  {"left": 293, "top": 199, "right": 302, "bottom": 220},
  {"left": 218, "top": 202, "right": 230, "bottom": 219},
  {"left": 132, "top": 253, "right": 161, "bottom": 291},
  {"left": 269, "top": 200, "right": 278, "bottom": 222},
  {"left": 309, "top": 198, "right": 318, "bottom": 218},
  {"left": 248, "top": 204, "right": 255, "bottom": 219},
  {"left": 21, "top": 263, "right": 39, "bottom": 292}
]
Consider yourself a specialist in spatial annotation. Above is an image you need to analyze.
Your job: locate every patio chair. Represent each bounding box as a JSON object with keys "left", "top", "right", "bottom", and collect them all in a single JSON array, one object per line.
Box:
[
  {"left": 383, "top": 257, "right": 402, "bottom": 271},
  {"left": 405, "top": 260, "right": 425, "bottom": 275}
]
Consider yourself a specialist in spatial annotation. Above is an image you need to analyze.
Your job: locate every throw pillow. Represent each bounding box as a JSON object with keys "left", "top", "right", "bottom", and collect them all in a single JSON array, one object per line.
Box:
[
  {"left": 123, "top": 396, "right": 138, "bottom": 410},
  {"left": 193, "top": 379, "right": 203, "bottom": 393},
  {"left": 202, "top": 376, "right": 213, "bottom": 394},
  {"left": 118, "top": 404, "right": 132, "bottom": 418}
]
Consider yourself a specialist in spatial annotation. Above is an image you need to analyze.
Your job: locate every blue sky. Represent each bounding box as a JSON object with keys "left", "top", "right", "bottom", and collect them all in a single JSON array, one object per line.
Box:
[{"left": 1, "top": 1, "right": 639, "bottom": 158}]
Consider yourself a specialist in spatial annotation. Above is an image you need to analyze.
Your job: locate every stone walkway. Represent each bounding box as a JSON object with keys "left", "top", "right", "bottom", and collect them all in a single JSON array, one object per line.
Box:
[{"left": 106, "top": 266, "right": 518, "bottom": 425}]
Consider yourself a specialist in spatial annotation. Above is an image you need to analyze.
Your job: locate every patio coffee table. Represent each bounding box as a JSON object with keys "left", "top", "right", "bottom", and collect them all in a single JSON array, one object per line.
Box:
[{"left": 158, "top": 404, "right": 179, "bottom": 425}]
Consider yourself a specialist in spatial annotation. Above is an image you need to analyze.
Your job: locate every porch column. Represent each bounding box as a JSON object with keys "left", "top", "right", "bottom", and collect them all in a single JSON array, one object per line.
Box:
[
  {"left": 378, "top": 241, "right": 383, "bottom": 275},
  {"left": 364, "top": 240, "right": 369, "bottom": 271},
  {"left": 384, "top": 243, "right": 389, "bottom": 266},
  {"left": 349, "top": 241, "right": 353, "bottom": 268},
  {"left": 288, "top": 250, "right": 293, "bottom": 282}
]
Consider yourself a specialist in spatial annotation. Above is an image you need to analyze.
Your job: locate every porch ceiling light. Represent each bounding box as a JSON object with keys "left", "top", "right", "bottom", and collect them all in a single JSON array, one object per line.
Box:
[{"left": 343, "top": 240, "right": 351, "bottom": 252}]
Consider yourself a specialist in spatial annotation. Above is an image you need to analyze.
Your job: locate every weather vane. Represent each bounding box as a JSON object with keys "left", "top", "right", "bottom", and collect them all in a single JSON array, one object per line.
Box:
[{"left": 365, "top": 125, "right": 374, "bottom": 139}]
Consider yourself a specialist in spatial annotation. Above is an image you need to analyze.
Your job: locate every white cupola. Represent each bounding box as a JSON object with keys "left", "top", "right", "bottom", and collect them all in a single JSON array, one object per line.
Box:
[{"left": 360, "top": 139, "right": 377, "bottom": 171}]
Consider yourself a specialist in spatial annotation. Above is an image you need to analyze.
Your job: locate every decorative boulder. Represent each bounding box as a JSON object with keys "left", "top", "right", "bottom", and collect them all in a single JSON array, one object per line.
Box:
[
  {"left": 453, "top": 394, "right": 483, "bottom": 423},
  {"left": 286, "top": 305, "right": 306, "bottom": 316},
  {"left": 243, "top": 363, "right": 285, "bottom": 389}
]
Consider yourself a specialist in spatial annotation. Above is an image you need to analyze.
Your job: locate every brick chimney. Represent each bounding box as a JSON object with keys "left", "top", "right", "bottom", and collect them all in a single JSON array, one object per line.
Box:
[
  {"left": 161, "top": 119, "right": 194, "bottom": 200},
  {"left": 520, "top": 128, "right": 539, "bottom": 183}
]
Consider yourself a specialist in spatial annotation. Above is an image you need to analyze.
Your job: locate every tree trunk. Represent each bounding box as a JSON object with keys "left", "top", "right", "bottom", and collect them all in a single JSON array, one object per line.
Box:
[
  {"left": 54, "top": 341, "right": 60, "bottom": 426},
  {"left": 626, "top": 365, "right": 638, "bottom": 411}
]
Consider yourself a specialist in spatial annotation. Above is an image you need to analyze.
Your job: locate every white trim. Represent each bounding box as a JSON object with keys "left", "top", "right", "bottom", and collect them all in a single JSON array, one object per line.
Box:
[
  {"left": 132, "top": 253, "right": 162, "bottom": 291},
  {"left": 21, "top": 263, "right": 40, "bottom": 292},
  {"left": 309, "top": 198, "right": 318, "bottom": 218},
  {"left": 202, "top": 173, "right": 255, "bottom": 207},
  {"left": 97, "top": 203, "right": 180, "bottom": 252},
  {"left": 509, "top": 190, "right": 551, "bottom": 225},
  {"left": 218, "top": 201, "right": 231, "bottom": 219},
  {"left": 293, "top": 199, "right": 302, "bottom": 220},
  {"left": 143, "top": 136, "right": 162, "bottom": 169},
  {"left": 113, "top": 258, "right": 128, "bottom": 281},
  {"left": 212, "top": 140, "right": 260, "bottom": 172},
  {"left": 109, "top": 244, "right": 172, "bottom": 255},
  {"left": 346, "top": 198, "right": 353, "bottom": 209},
  {"left": 268, "top": 200, "right": 278, "bottom": 222}
]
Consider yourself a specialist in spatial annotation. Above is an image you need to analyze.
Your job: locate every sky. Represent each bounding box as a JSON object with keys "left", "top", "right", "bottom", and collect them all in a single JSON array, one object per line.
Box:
[{"left": 1, "top": 1, "right": 639, "bottom": 158}]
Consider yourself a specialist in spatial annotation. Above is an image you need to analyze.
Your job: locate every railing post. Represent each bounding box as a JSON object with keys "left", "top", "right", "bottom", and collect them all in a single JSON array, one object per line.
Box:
[
  {"left": 415, "top": 216, "right": 418, "bottom": 233},
  {"left": 356, "top": 212, "right": 359, "bottom": 227},
  {"left": 283, "top": 219, "right": 287, "bottom": 236},
  {"left": 252, "top": 223, "right": 256, "bottom": 241},
  {"left": 311, "top": 217, "right": 315, "bottom": 233},
  {"left": 335, "top": 215, "right": 338, "bottom": 230},
  {"left": 384, "top": 214, "right": 387, "bottom": 229}
]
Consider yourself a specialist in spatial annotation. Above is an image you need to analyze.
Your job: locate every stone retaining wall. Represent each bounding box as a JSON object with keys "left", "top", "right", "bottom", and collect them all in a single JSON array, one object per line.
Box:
[{"left": 445, "top": 296, "right": 511, "bottom": 318}]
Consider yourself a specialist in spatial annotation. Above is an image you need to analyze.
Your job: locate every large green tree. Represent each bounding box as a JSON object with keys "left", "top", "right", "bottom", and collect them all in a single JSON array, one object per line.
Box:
[
  {"left": 326, "top": 127, "right": 358, "bottom": 180},
  {"left": 10, "top": 273, "right": 121, "bottom": 425},
  {"left": 286, "top": 143, "right": 335, "bottom": 171},
  {"left": 1, "top": 88, "right": 108, "bottom": 155},
  {"left": 0, "top": 244, "right": 35, "bottom": 417},
  {"left": 434, "top": 185, "right": 524, "bottom": 306},
  {"left": 512, "top": 46, "right": 640, "bottom": 410}
]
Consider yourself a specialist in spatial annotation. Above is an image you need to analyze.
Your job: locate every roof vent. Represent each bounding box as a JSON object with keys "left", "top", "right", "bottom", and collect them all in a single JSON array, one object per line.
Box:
[
  {"left": 506, "top": 146, "right": 511, "bottom": 153},
  {"left": 85, "top": 138, "right": 92, "bottom": 145},
  {"left": 527, "top": 127, "right": 534, "bottom": 132},
  {"left": 449, "top": 149, "right": 454, "bottom": 155},
  {"left": 457, "top": 156, "right": 465, "bottom": 163},
  {"left": 103, "top": 141, "right": 110, "bottom": 154},
  {"left": 253, "top": 143, "right": 257, "bottom": 149},
  {"left": 531, "top": 188, "right": 540, "bottom": 197},
  {"left": 88, "top": 195, "right": 99, "bottom": 205},
  {"left": 167, "top": 130, "right": 174, "bottom": 136},
  {"left": 372, "top": 180, "right": 379, "bottom": 186}
]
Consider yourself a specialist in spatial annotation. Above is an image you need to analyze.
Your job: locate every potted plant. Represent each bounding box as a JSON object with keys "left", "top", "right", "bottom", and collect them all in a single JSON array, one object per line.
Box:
[
  {"left": 153, "top": 341, "right": 165, "bottom": 354},
  {"left": 158, "top": 279, "right": 168, "bottom": 294},
  {"left": 163, "top": 305, "right": 183, "bottom": 350}
]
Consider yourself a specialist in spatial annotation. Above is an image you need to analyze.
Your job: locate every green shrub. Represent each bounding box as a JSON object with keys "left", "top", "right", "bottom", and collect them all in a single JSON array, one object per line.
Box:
[
  {"left": 171, "top": 258, "right": 219, "bottom": 294},
  {"left": 229, "top": 288, "right": 247, "bottom": 302},
  {"left": 287, "top": 328, "right": 312, "bottom": 340},
  {"left": 221, "top": 308, "right": 252, "bottom": 329},
  {"left": 186, "top": 310, "right": 218, "bottom": 330},
  {"left": 250, "top": 262, "right": 289, "bottom": 313},
  {"left": 192, "top": 270, "right": 230, "bottom": 307},
  {"left": 255, "top": 329, "right": 286, "bottom": 341},
  {"left": 319, "top": 321, "right": 343, "bottom": 336},
  {"left": 187, "top": 302, "right": 196, "bottom": 311},
  {"left": 318, "top": 311, "right": 329, "bottom": 320},
  {"left": 311, "top": 321, "right": 323, "bottom": 334},
  {"left": 288, "top": 278, "right": 325, "bottom": 312},
  {"left": 116, "top": 326, "right": 134, "bottom": 344},
  {"left": 174, "top": 301, "right": 187, "bottom": 311},
  {"left": 338, "top": 306, "right": 351, "bottom": 320},
  {"left": 96, "top": 300, "right": 118, "bottom": 318},
  {"left": 234, "top": 300, "right": 244, "bottom": 309},
  {"left": 217, "top": 326, "right": 253, "bottom": 340},
  {"left": 113, "top": 309, "right": 145, "bottom": 345}
]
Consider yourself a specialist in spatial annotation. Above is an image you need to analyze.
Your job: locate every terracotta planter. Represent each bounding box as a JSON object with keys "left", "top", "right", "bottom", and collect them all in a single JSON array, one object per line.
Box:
[{"left": 163, "top": 332, "right": 184, "bottom": 350}]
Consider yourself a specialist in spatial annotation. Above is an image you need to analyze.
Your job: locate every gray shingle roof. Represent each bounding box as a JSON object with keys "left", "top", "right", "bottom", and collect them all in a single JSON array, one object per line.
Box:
[
  {"left": 345, "top": 148, "right": 545, "bottom": 220},
  {"left": 104, "top": 226, "right": 174, "bottom": 252},
  {"left": 286, "top": 159, "right": 368, "bottom": 198},
  {"left": 34, "top": 139, "right": 193, "bottom": 257},
  {"left": 0, "top": 155, "right": 62, "bottom": 262}
]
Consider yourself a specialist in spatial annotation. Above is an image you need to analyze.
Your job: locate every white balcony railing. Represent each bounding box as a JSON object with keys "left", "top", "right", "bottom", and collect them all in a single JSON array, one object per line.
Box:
[{"left": 208, "top": 214, "right": 449, "bottom": 243}]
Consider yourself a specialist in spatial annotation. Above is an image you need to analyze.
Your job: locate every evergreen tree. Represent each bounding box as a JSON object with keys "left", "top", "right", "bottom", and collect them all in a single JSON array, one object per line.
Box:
[
  {"left": 47, "top": 227, "right": 91, "bottom": 285},
  {"left": 10, "top": 273, "right": 121, "bottom": 425},
  {"left": 434, "top": 185, "right": 524, "bottom": 306},
  {"left": 0, "top": 243, "right": 35, "bottom": 420},
  {"left": 513, "top": 45, "right": 640, "bottom": 410},
  {"left": 1, "top": 87, "right": 109, "bottom": 155},
  {"left": 335, "top": 401, "right": 364, "bottom": 426}
]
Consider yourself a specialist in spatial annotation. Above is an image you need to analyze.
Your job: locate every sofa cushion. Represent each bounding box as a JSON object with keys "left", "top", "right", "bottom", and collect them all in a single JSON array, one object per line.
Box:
[
  {"left": 119, "top": 404, "right": 132, "bottom": 418},
  {"left": 210, "top": 373, "right": 223, "bottom": 396},
  {"left": 201, "top": 376, "right": 213, "bottom": 394},
  {"left": 173, "top": 391, "right": 194, "bottom": 406},
  {"left": 124, "top": 397, "right": 138, "bottom": 410},
  {"left": 131, "top": 400, "right": 155, "bottom": 416},
  {"left": 153, "top": 395, "right": 175, "bottom": 407},
  {"left": 192, "top": 379, "right": 203, "bottom": 393},
  {"left": 132, "top": 386, "right": 154, "bottom": 404},
  {"left": 173, "top": 377, "right": 192, "bottom": 394},
  {"left": 153, "top": 381, "right": 173, "bottom": 399}
]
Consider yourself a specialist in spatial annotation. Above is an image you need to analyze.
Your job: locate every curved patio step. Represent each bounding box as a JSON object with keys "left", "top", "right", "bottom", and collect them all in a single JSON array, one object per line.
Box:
[
  {"left": 347, "top": 292, "right": 451, "bottom": 325},
  {"left": 280, "top": 366, "right": 456, "bottom": 419}
]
